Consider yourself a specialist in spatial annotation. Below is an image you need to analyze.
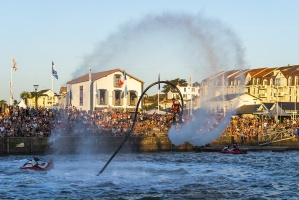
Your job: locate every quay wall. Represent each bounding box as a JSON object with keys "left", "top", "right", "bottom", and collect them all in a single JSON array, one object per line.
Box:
[
  {"left": 0, "top": 136, "right": 194, "bottom": 155},
  {"left": 1, "top": 135, "right": 299, "bottom": 155}
]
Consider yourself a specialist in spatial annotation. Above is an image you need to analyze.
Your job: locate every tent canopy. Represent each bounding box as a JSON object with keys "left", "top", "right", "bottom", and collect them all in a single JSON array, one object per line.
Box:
[
  {"left": 18, "top": 100, "right": 27, "bottom": 109},
  {"left": 263, "top": 104, "right": 290, "bottom": 116},
  {"left": 146, "top": 109, "right": 166, "bottom": 114}
]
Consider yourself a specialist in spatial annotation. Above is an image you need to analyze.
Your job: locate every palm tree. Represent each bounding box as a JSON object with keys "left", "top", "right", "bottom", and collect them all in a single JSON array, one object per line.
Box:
[
  {"left": 0, "top": 99, "right": 7, "bottom": 106},
  {"left": 161, "top": 78, "right": 187, "bottom": 94},
  {"left": 0, "top": 100, "right": 7, "bottom": 113},
  {"left": 20, "top": 91, "right": 32, "bottom": 106}
]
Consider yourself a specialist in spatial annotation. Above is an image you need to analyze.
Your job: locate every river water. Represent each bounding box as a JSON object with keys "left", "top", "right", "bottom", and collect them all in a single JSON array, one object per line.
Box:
[{"left": 1, "top": 151, "right": 299, "bottom": 199}]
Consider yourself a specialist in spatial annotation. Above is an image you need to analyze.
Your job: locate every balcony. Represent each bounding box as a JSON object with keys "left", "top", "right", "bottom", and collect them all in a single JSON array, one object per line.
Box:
[
  {"left": 278, "top": 92, "right": 285, "bottom": 96},
  {"left": 259, "top": 85, "right": 267, "bottom": 90},
  {"left": 259, "top": 93, "right": 267, "bottom": 98}
]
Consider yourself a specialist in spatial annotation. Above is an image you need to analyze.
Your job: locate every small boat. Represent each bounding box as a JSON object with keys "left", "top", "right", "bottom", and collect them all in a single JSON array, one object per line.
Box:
[
  {"left": 20, "top": 158, "right": 54, "bottom": 171},
  {"left": 221, "top": 144, "right": 247, "bottom": 154}
]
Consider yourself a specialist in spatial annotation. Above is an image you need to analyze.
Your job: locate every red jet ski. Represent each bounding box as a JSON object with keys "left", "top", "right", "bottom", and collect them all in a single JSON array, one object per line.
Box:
[
  {"left": 20, "top": 157, "right": 54, "bottom": 171},
  {"left": 221, "top": 144, "right": 247, "bottom": 154}
]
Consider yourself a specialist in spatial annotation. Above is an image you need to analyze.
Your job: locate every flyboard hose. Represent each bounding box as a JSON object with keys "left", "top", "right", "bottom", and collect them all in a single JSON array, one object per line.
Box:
[{"left": 97, "top": 80, "right": 184, "bottom": 175}]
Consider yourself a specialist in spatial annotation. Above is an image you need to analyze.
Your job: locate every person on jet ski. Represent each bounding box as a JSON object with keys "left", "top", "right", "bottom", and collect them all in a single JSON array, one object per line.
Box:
[
  {"left": 32, "top": 156, "right": 41, "bottom": 168},
  {"left": 232, "top": 143, "right": 239, "bottom": 150}
]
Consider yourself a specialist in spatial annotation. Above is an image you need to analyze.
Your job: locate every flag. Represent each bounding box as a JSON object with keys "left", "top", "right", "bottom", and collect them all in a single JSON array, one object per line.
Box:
[
  {"left": 120, "top": 70, "right": 127, "bottom": 98},
  {"left": 69, "top": 89, "right": 72, "bottom": 106},
  {"left": 118, "top": 70, "right": 126, "bottom": 87},
  {"left": 69, "top": 89, "right": 72, "bottom": 100},
  {"left": 158, "top": 72, "right": 160, "bottom": 90},
  {"left": 52, "top": 61, "right": 58, "bottom": 79},
  {"left": 11, "top": 57, "right": 18, "bottom": 71},
  {"left": 95, "top": 83, "right": 98, "bottom": 96}
]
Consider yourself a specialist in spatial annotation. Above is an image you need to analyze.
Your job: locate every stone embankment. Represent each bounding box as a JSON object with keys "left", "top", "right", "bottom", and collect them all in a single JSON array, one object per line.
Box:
[{"left": 1, "top": 135, "right": 299, "bottom": 155}]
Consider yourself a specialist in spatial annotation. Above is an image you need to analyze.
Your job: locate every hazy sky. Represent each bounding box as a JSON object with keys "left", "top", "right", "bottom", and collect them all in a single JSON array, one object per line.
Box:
[{"left": 1, "top": 0, "right": 298, "bottom": 103}]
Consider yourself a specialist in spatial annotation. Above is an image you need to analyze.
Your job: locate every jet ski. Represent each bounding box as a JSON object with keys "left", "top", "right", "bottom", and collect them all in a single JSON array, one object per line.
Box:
[
  {"left": 221, "top": 144, "right": 247, "bottom": 154},
  {"left": 20, "top": 157, "right": 54, "bottom": 171}
]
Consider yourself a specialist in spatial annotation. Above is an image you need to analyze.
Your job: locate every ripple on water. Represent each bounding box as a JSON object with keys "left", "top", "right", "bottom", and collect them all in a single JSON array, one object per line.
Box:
[{"left": 1, "top": 152, "right": 299, "bottom": 199}]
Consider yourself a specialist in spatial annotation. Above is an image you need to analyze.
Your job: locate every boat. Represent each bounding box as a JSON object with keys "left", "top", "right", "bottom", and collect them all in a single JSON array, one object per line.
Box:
[
  {"left": 20, "top": 159, "right": 54, "bottom": 171},
  {"left": 221, "top": 144, "right": 247, "bottom": 154}
]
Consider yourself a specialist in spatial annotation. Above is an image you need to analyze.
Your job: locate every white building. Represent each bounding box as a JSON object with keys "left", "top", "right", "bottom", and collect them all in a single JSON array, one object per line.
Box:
[
  {"left": 166, "top": 83, "right": 201, "bottom": 111},
  {"left": 64, "top": 68, "right": 144, "bottom": 112}
]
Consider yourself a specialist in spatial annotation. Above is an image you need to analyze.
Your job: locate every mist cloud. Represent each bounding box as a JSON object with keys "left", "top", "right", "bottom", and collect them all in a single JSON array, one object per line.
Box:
[
  {"left": 73, "top": 12, "right": 246, "bottom": 86},
  {"left": 71, "top": 11, "right": 246, "bottom": 146}
]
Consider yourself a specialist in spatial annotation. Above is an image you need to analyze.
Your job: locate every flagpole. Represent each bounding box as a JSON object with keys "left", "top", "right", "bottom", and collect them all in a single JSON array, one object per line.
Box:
[
  {"left": 89, "top": 64, "right": 93, "bottom": 111},
  {"left": 10, "top": 54, "right": 13, "bottom": 105},
  {"left": 52, "top": 70, "right": 53, "bottom": 109},
  {"left": 10, "top": 62, "right": 12, "bottom": 105},
  {"left": 158, "top": 71, "right": 160, "bottom": 114},
  {"left": 190, "top": 73, "right": 193, "bottom": 116}
]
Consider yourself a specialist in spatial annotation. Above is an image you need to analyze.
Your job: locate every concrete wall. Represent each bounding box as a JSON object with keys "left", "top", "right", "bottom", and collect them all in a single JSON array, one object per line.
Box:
[{"left": 0, "top": 136, "right": 194, "bottom": 155}]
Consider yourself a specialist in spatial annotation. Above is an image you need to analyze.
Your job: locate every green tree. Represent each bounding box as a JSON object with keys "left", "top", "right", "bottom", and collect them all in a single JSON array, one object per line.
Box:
[
  {"left": 20, "top": 91, "right": 32, "bottom": 106},
  {"left": 161, "top": 78, "right": 187, "bottom": 94},
  {"left": 13, "top": 100, "right": 18, "bottom": 106},
  {"left": 0, "top": 99, "right": 7, "bottom": 106}
]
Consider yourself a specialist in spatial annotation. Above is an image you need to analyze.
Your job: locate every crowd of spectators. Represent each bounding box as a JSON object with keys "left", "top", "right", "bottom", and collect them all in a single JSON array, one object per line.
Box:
[
  {"left": 0, "top": 106, "right": 175, "bottom": 138},
  {"left": 0, "top": 105, "right": 297, "bottom": 144},
  {"left": 222, "top": 115, "right": 298, "bottom": 145}
]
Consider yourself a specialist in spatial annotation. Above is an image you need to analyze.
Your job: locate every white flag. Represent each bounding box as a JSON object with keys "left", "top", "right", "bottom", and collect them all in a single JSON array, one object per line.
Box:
[{"left": 11, "top": 57, "right": 18, "bottom": 71}]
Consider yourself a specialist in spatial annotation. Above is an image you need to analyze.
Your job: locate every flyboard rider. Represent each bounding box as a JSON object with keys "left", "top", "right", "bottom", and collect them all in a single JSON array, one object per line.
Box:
[{"left": 172, "top": 98, "right": 182, "bottom": 122}]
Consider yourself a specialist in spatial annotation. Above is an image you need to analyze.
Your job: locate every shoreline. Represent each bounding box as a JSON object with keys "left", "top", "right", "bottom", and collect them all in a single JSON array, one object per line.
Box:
[{"left": 194, "top": 145, "right": 299, "bottom": 152}]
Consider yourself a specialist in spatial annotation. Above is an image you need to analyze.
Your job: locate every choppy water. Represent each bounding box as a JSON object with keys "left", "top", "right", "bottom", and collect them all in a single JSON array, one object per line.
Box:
[{"left": 1, "top": 151, "right": 299, "bottom": 199}]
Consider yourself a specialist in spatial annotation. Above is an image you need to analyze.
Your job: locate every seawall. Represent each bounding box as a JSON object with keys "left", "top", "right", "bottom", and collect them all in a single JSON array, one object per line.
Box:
[
  {"left": 0, "top": 136, "right": 194, "bottom": 155},
  {"left": 1, "top": 135, "right": 299, "bottom": 155}
]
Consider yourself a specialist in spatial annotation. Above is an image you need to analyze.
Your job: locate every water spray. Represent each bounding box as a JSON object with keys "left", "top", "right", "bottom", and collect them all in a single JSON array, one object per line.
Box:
[{"left": 97, "top": 80, "right": 184, "bottom": 175}]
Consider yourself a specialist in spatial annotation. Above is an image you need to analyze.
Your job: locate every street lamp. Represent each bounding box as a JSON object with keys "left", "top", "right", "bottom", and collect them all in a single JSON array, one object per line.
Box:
[{"left": 33, "top": 85, "right": 39, "bottom": 109}]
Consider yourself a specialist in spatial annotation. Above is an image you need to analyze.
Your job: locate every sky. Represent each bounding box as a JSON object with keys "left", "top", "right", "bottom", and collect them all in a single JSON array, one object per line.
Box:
[{"left": 1, "top": 0, "right": 299, "bottom": 103}]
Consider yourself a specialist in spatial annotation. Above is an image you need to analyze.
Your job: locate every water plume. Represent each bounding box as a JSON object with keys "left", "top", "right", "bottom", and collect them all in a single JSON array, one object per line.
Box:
[
  {"left": 73, "top": 12, "right": 246, "bottom": 86},
  {"left": 70, "top": 11, "right": 247, "bottom": 147}
]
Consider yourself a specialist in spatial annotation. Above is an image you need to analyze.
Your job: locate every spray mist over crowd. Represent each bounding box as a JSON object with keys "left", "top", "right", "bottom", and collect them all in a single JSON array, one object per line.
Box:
[{"left": 50, "top": 12, "right": 247, "bottom": 151}]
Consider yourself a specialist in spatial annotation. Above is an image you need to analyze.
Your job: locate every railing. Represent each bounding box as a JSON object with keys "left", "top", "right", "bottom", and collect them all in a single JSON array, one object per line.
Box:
[{"left": 259, "top": 128, "right": 295, "bottom": 146}]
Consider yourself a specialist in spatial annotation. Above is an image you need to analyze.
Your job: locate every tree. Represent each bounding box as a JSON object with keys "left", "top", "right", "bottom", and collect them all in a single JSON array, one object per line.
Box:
[
  {"left": 0, "top": 99, "right": 7, "bottom": 106},
  {"left": 161, "top": 78, "right": 187, "bottom": 94},
  {"left": 20, "top": 91, "right": 32, "bottom": 106}
]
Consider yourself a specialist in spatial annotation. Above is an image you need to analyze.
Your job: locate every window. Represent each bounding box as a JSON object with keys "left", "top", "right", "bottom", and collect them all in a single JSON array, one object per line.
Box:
[
  {"left": 295, "top": 76, "right": 298, "bottom": 86},
  {"left": 129, "top": 91, "right": 137, "bottom": 106},
  {"left": 184, "top": 88, "right": 186, "bottom": 92},
  {"left": 113, "top": 90, "right": 122, "bottom": 106},
  {"left": 253, "top": 78, "right": 256, "bottom": 85},
  {"left": 257, "top": 78, "right": 260, "bottom": 85},
  {"left": 114, "top": 74, "right": 122, "bottom": 87},
  {"left": 288, "top": 77, "right": 292, "bottom": 86},
  {"left": 263, "top": 80, "right": 267, "bottom": 86},
  {"left": 98, "top": 89, "right": 108, "bottom": 105}
]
